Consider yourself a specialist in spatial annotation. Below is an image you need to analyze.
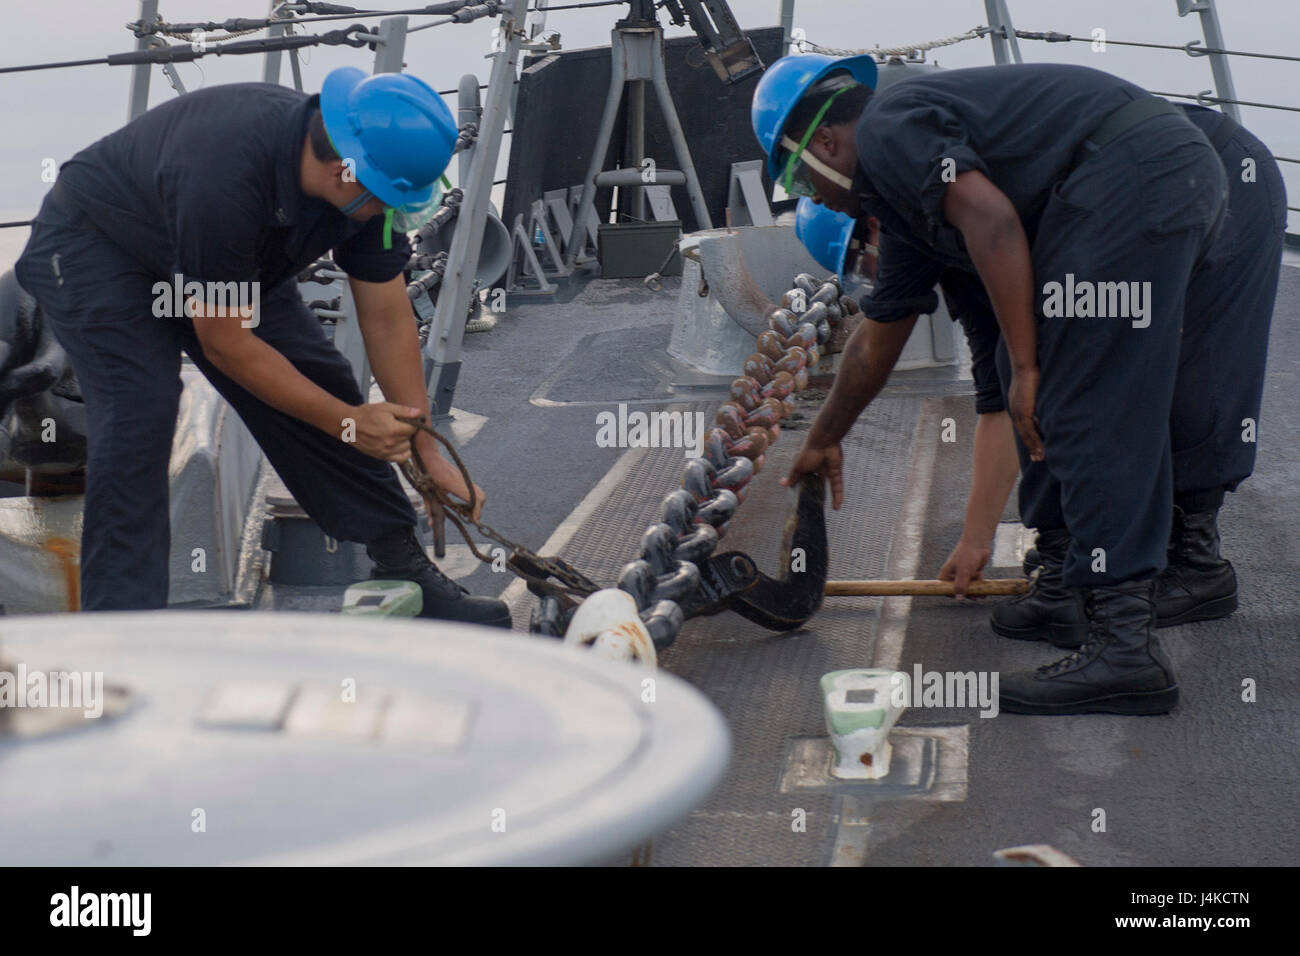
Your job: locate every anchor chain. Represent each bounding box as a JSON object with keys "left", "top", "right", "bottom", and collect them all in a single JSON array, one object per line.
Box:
[
  {"left": 530, "top": 271, "right": 857, "bottom": 650},
  {"left": 396, "top": 417, "right": 600, "bottom": 604}
]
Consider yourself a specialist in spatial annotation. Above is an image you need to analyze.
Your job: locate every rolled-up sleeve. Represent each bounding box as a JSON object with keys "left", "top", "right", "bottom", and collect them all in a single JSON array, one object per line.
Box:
[
  {"left": 858, "top": 231, "right": 942, "bottom": 322},
  {"left": 858, "top": 88, "right": 989, "bottom": 243},
  {"left": 334, "top": 214, "right": 412, "bottom": 283}
]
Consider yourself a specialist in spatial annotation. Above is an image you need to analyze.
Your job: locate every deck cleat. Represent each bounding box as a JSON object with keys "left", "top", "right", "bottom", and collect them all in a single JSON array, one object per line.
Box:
[
  {"left": 563, "top": 588, "right": 657, "bottom": 669},
  {"left": 820, "top": 668, "right": 909, "bottom": 780},
  {"left": 341, "top": 580, "right": 423, "bottom": 617}
]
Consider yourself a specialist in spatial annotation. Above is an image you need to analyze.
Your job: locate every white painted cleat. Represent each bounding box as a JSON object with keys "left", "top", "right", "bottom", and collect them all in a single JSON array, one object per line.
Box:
[
  {"left": 563, "top": 588, "right": 657, "bottom": 669},
  {"left": 342, "top": 580, "right": 423, "bottom": 617},
  {"left": 820, "top": 668, "right": 908, "bottom": 780}
]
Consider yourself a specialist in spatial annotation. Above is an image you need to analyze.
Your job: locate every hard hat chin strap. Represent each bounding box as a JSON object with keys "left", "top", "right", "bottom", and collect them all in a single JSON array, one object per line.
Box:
[
  {"left": 339, "top": 188, "right": 376, "bottom": 217},
  {"left": 780, "top": 135, "right": 854, "bottom": 190}
]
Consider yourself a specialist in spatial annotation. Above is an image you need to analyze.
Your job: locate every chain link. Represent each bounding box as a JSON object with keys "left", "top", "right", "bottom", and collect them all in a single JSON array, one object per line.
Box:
[
  {"left": 395, "top": 270, "right": 852, "bottom": 646},
  {"left": 531, "top": 272, "right": 857, "bottom": 647},
  {"left": 397, "top": 418, "right": 600, "bottom": 602}
]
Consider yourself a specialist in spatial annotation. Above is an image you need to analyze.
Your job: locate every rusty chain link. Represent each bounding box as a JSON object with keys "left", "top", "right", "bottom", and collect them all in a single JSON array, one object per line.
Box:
[
  {"left": 396, "top": 417, "right": 600, "bottom": 604},
  {"left": 530, "top": 271, "right": 857, "bottom": 648}
]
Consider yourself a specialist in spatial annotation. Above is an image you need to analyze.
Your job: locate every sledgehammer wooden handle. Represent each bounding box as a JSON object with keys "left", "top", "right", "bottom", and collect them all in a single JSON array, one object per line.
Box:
[{"left": 826, "top": 579, "right": 1030, "bottom": 597}]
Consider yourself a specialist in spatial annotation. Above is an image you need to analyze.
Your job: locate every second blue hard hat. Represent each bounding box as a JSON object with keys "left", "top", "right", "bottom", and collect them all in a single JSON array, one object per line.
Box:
[{"left": 794, "top": 197, "right": 856, "bottom": 277}]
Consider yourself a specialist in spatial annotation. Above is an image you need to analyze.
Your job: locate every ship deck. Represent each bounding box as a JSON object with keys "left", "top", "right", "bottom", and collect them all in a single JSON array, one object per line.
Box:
[{"left": 419, "top": 252, "right": 1300, "bottom": 866}]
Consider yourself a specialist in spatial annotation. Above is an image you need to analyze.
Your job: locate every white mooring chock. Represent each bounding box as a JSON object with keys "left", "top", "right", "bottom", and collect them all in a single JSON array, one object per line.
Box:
[
  {"left": 563, "top": 588, "right": 657, "bottom": 669},
  {"left": 820, "top": 669, "right": 909, "bottom": 780}
]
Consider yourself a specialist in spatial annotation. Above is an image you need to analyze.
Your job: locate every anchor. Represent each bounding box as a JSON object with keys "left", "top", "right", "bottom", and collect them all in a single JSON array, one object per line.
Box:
[{"left": 679, "top": 473, "right": 828, "bottom": 631}]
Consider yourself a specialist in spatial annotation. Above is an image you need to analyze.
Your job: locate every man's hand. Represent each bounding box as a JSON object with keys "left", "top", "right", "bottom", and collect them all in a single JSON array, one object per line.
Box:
[
  {"left": 782, "top": 439, "right": 845, "bottom": 509},
  {"left": 1007, "top": 366, "right": 1045, "bottom": 461},
  {"left": 412, "top": 432, "right": 486, "bottom": 523},
  {"left": 938, "top": 539, "right": 990, "bottom": 600},
  {"left": 348, "top": 402, "right": 421, "bottom": 462}
]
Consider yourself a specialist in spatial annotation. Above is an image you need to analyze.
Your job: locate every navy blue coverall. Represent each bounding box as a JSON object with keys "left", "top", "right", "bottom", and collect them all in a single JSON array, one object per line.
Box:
[
  {"left": 15, "top": 84, "right": 420, "bottom": 611},
  {"left": 853, "top": 64, "right": 1239, "bottom": 587},
  {"left": 993, "top": 107, "right": 1286, "bottom": 531},
  {"left": 859, "top": 77, "right": 1285, "bottom": 584}
]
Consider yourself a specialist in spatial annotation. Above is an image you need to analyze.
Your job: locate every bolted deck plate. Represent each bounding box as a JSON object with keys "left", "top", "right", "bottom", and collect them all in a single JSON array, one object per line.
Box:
[{"left": 780, "top": 725, "right": 969, "bottom": 803}]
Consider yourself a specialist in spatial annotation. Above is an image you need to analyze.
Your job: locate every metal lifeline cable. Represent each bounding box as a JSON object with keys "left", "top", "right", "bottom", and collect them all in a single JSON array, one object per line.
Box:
[
  {"left": 1004, "top": 28, "right": 1300, "bottom": 64},
  {"left": 0, "top": 11, "right": 491, "bottom": 77},
  {"left": 1149, "top": 90, "right": 1300, "bottom": 115},
  {"left": 132, "top": 2, "right": 487, "bottom": 36},
  {"left": 807, "top": 25, "right": 1300, "bottom": 66}
]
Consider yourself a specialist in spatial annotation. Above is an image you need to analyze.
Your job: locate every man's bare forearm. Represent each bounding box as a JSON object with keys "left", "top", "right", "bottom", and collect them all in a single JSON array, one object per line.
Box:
[
  {"left": 808, "top": 314, "right": 918, "bottom": 446},
  {"left": 961, "top": 411, "right": 1020, "bottom": 547},
  {"left": 355, "top": 286, "right": 471, "bottom": 495},
  {"left": 966, "top": 219, "right": 1037, "bottom": 372},
  {"left": 942, "top": 174, "right": 1037, "bottom": 372},
  {"left": 206, "top": 335, "right": 354, "bottom": 437}
]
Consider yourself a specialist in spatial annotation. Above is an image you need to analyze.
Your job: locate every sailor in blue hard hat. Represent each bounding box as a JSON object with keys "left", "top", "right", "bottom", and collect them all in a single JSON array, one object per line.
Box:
[
  {"left": 793, "top": 196, "right": 859, "bottom": 280},
  {"left": 754, "top": 53, "right": 1285, "bottom": 717},
  {"left": 15, "top": 67, "right": 512, "bottom": 627}
]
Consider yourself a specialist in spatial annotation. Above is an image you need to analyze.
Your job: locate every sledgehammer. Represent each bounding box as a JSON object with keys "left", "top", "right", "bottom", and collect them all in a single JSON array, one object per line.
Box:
[{"left": 826, "top": 579, "right": 1029, "bottom": 597}]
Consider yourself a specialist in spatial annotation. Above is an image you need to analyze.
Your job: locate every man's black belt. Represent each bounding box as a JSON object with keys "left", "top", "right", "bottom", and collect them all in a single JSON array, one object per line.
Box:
[{"left": 1069, "top": 95, "right": 1181, "bottom": 172}]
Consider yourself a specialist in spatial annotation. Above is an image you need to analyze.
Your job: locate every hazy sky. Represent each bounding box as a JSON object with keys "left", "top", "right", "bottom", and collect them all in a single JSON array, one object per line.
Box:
[{"left": 2, "top": 0, "right": 1296, "bottom": 265}]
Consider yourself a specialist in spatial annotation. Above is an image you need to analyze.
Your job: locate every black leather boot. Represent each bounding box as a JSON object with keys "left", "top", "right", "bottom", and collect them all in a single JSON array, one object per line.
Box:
[
  {"left": 990, "top": 528, "right": 1086, "bottom": 648},
  {"left": 366, "top": 526, "right": 511, "bottom": 629},
  {"left": 1154, "top": 507, "right": 1238, "bottom": 627},
  {"left": 999, "top": 578, "right": 1179, "bottom": 716}
]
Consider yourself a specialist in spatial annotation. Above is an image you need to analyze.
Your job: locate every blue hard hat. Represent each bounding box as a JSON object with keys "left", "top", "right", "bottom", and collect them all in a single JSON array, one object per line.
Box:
[
  {"left": 751, "top": 53, "right": 878, "bottom": 181},
  {"left": 319, "top": 67, "right": 457, "bottom": 209},
  {"left": 795, "top": 197, "right": 856, "bottom": 276}
]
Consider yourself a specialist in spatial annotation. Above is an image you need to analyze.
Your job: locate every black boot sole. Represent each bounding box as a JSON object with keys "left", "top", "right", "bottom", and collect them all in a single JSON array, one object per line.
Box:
[
  {"left": 989, "top": 618, "right": 1086, "bottom": 649},
  {"left": 1155, "top": 592, "right": 1238, "bottom": 628},
  {"left": 416, "top": 607, "right": 513, "bottom": 629},
  {"left": 999, "top": 684, "right": 1179, "bottom": 716}
]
